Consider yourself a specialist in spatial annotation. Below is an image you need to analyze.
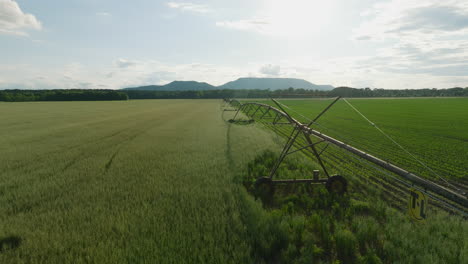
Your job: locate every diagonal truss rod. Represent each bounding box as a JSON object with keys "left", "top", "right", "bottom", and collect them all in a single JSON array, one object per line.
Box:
[
  {"left": 268, "top": 125, "right": 304, "bottom": 179},
  {"left": 270, "top": 98, "right": 340, "bottom": 178},
  {"left": 286, "top": 140, "right": 325, "bottom": 155}
]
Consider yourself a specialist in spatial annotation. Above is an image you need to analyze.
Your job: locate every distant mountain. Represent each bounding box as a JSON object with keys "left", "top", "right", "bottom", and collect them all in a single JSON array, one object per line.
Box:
[
  {"left": 124, "top": 81, "right": 215, "bottom": 91},
  {"left": 218, "top": 78, "right": 334, "bottom": 91},
  {"left": 328, "top": 87, "right": 360, "bottom": 97},
  {"left": 123, "top": 78, "right": 334, "bottom": 91}
]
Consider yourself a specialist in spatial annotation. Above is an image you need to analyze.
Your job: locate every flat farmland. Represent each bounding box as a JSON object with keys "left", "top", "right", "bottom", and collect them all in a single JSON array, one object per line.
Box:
[
  {"left": 0, "top": 100, "right": 277, "bottom": 263},
  {"left": 0, "top": 99, "right": 466, "bottom": 264},
  {"left": 245, "top": 98, "right": 468, "bottom": 182}
]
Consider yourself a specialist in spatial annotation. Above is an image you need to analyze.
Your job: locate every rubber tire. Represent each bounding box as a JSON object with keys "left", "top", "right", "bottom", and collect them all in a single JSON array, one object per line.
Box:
[
  {"left": 326, "top": 175, "right": 348, "bottom": 195},
  {"left": 254, "top": 177, "right": 274, "bottom": 201}
]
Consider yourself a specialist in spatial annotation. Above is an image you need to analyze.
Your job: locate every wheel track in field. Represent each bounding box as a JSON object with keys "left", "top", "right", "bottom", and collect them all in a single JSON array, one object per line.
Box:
[
  {"left": 1, "top": 105, "right": 184, "bottom": 200},
  {"left": 4, "top": 125, "right": 134, "bottom": 174},
  {"left": 1, "top": 123, "right": 155, "bottom": 217},
  {"left": 58, "top": 125, "right": 146, "bottom": 174},
  {"left": 4, "top": 107, "right": 179, "bottom": 173},
  {"left": 102, "top": 127, "right": 150, "bottom": 173},
  {"left": 18, "top": 105, "right": 198, "bottom": 213},
  {"left": 102, "top": 102, "right": 209, "bottom": 173},
  {"left": 20, "top": 105, "right": 181, "bottom": 175},
  {"left": 224, "top": 123, "right": 235, "bottom": 171},
  {"left": 0, "top": 125, "right": 137, "bottom": 204}
]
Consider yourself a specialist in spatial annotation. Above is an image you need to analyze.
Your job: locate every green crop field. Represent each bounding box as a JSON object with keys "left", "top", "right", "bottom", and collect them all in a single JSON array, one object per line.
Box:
[
  {"left": 243, "top": 98, "right": 468, "bottom": 181},
  {"left": 0, "top": 99, "right": 466, "bottom": 263},
  {"left": 0, "top": 100, "right": 281, "bottom": 263}
]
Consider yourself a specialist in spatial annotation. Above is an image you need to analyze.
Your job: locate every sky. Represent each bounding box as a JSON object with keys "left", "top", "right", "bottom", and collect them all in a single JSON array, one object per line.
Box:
[{"left": 1, "top": 0, "right": 468, "bottom": 90}]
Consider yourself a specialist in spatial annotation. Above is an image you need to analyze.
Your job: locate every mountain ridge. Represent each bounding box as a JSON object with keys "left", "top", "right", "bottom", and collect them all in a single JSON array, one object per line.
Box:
[
  {"left": 124, "top": 81, "right": 215, "bottom": 91},
  {"left": 123, "top": 77, "right": 334, "bottom": 91}
]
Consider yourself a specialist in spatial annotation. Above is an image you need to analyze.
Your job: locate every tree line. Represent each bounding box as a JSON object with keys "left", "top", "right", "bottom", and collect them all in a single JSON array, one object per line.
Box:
[
  {"left": 328, "top": 87, "right": 468, "bottom": 97},
  {"left": 1, "top": 87, "right": 467, "bottom": 102},
  {"left": 0, "top": 89, "right": 128, "bottom": 102},
  {"left": 124, "top": 87, "right": 468, "bottom": 99}
]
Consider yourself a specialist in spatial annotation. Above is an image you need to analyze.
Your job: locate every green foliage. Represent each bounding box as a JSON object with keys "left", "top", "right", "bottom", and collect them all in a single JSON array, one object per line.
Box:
[
  {"left": 329, "top": 86, "right": 468, "bottom": 97},
  {"left": 335, "top": 228, "right": 358, "bottom": 262},
  {"left": 2, "top": 87, "right": 467, "bottom": 102},
  {"left": 358, "top": 251, "right": 383, "bottom": 264},
  {"left": 0, "top": 89, "right": 128, "bottom": 102},
  {"left": 124, "top": 87, "right": 468, "bottom": 100}
]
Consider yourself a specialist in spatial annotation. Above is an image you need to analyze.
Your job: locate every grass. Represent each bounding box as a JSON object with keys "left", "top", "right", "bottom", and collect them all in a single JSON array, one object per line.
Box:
[{"left": 0, "top": 100, "right": 280, "bottom": 263}]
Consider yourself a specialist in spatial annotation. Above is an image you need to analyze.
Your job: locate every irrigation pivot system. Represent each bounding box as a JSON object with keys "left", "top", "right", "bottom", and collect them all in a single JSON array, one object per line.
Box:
[{"left": 223, "top": 98, "right": 468, "bottom": 216}]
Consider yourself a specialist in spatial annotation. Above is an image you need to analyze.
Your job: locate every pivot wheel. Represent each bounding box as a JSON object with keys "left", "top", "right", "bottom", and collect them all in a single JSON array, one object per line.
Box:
[
  {"left": 254, "top": 177, "right": 274, "bottom": 201},
  {"left": 326, "top": 175, "right": 348, "bottom": 195}
]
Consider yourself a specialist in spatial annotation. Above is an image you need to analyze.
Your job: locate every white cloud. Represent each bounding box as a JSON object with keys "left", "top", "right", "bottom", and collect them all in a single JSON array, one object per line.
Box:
[
  {"left": 114, "top": 58, "right": 137, "bottom": 68},
  {"left": 167, "top": 2, "right": 212, "bottom": 14},
  {"left": 96, "top": 12, "right": 111, "bottom": 17},
  {"left": 0, "top": 0, "right": 42, "bottom": 36},
  {"left": 215, "top": 0, "right": 335, "bottom": 37},
  {"left": 216, "top": 19, "right": 270, "bottom": 33},
  {"left": 259, "top": 64, "right": 281, "bottom": 76},
  {"left": 352, "top": 0, "right": 468, "bottom": 81},
  {"left": 354, "top": 0, "right": 468, "bottom": 41}
]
